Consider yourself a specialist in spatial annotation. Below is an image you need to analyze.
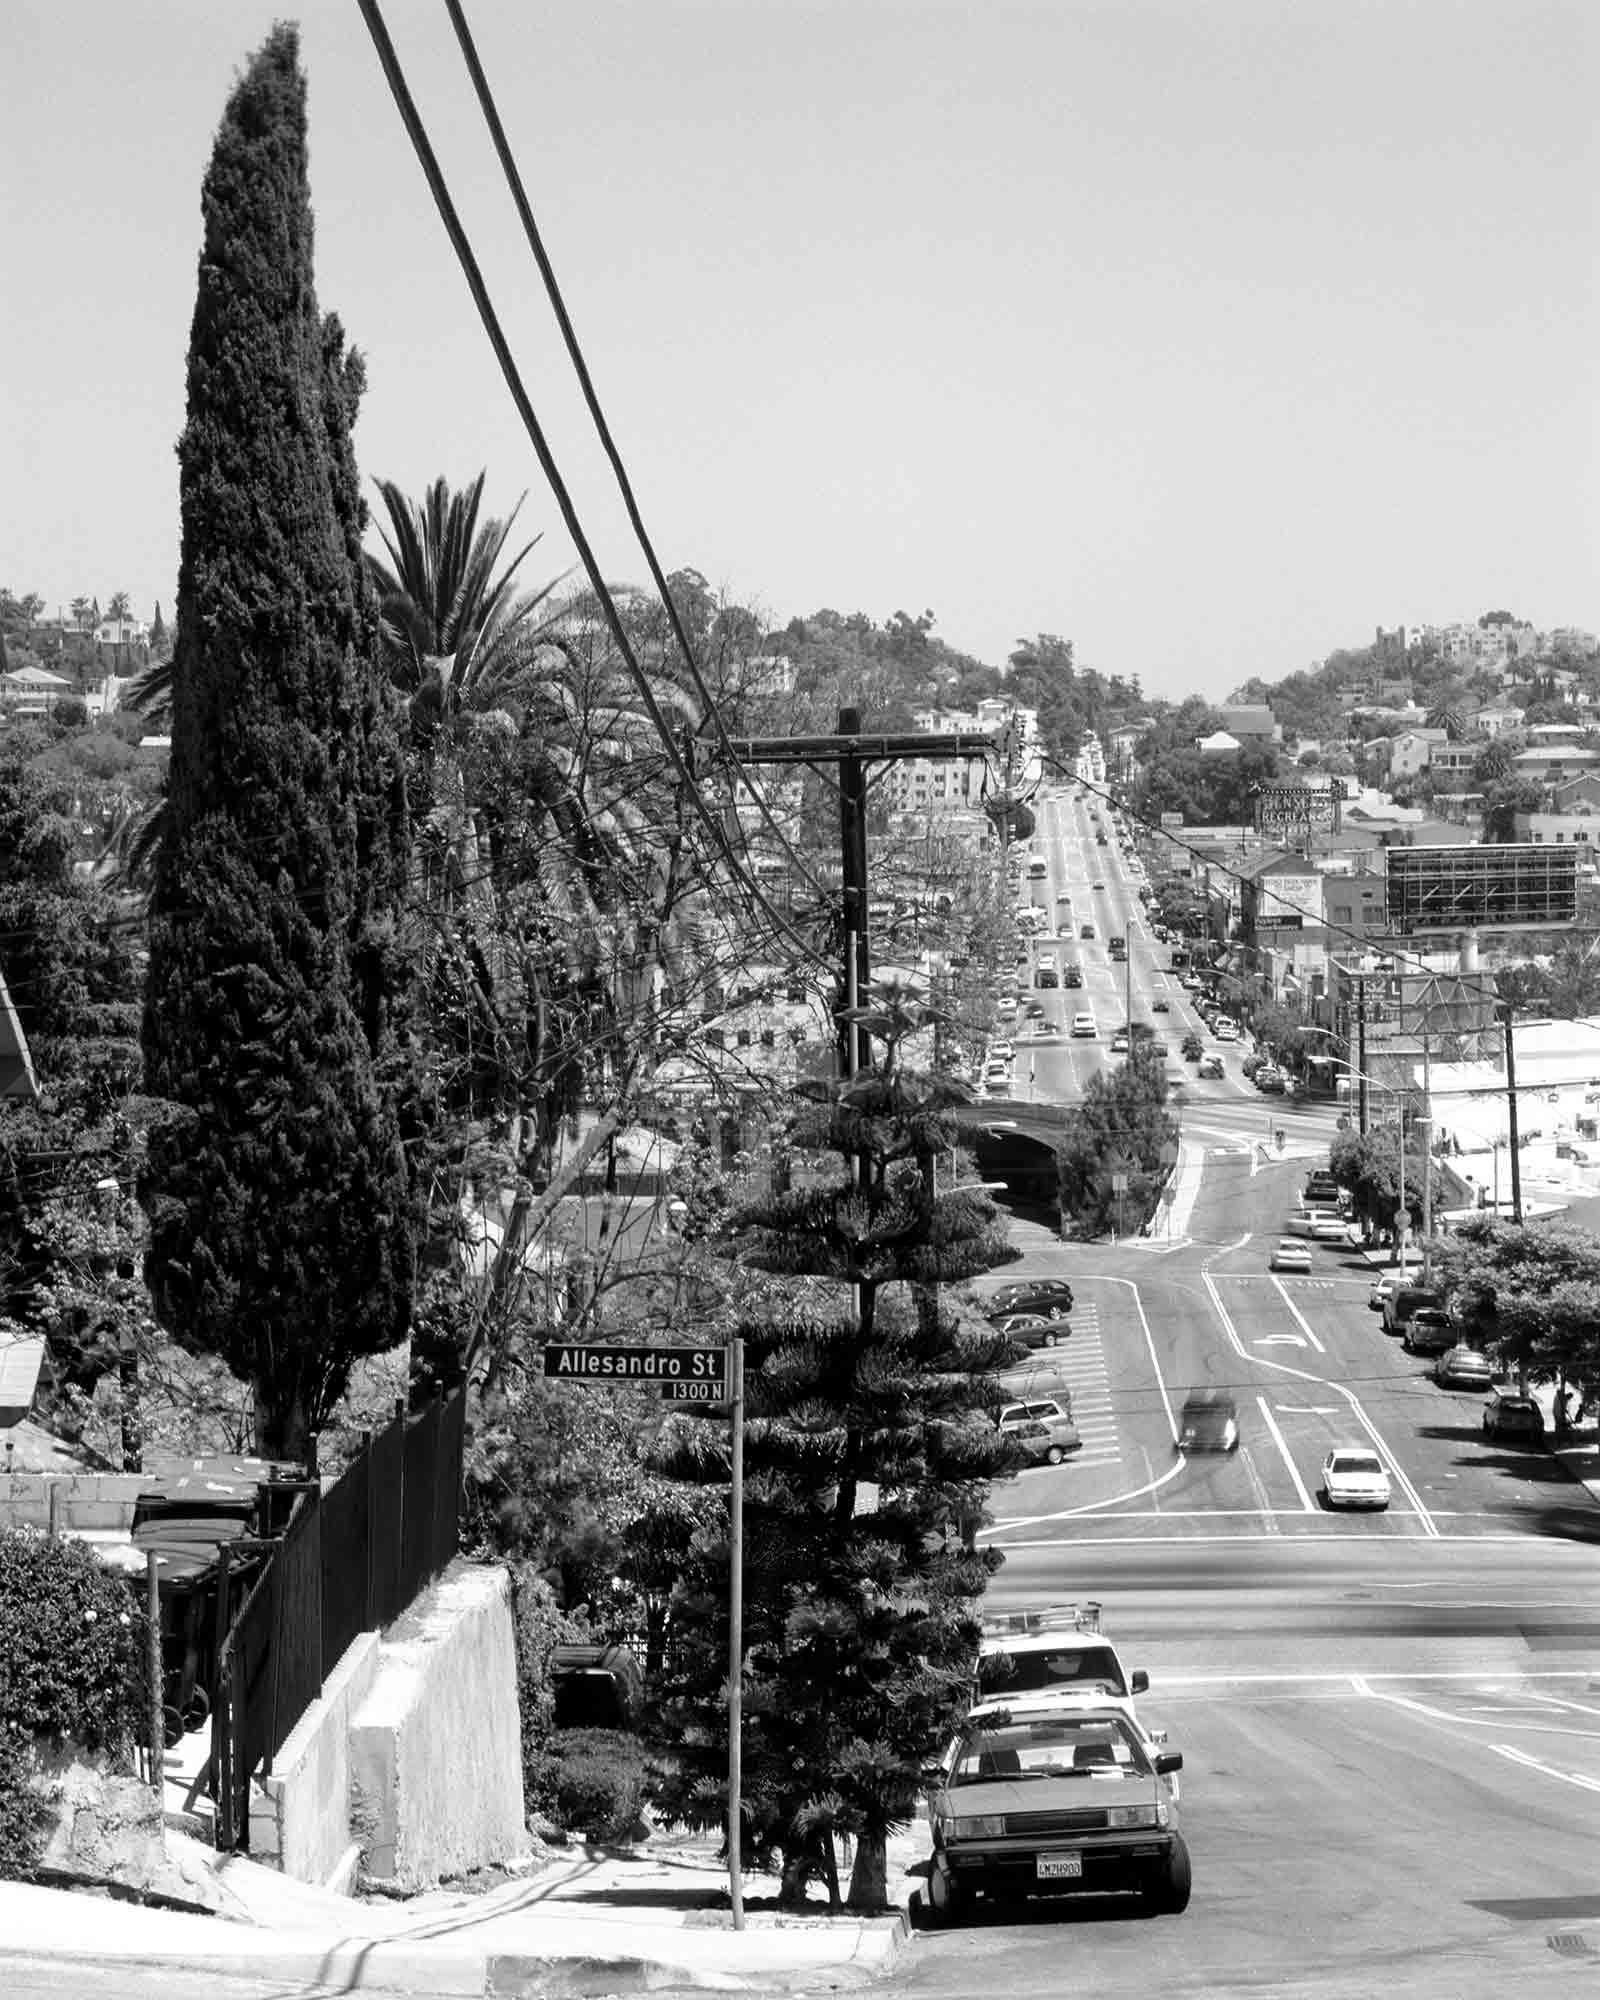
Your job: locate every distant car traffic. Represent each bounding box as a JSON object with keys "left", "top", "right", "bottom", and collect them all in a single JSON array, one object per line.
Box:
[
  {"left": 1152, "top": 997, "right": 1170, "bottom": 1012},
  {"left": 1196, "top": 1055, "right": 1223, "bottom": 1079},
  {"left": 1271, "top": 1239, "right": 1314, "bottom": 1274},
  {"left": 1080, "top": 923, "right": 1096, "bottom": 939},
  {"left": 1072, "top": 1013, "right": 1098, "bottom": 1038},
  {"left": 1322, "top": 1448, "right": 1391, "bottom": 1510},
  {"left": 1111, "top": 1030, "right": 1130, "bottom": 1053}
]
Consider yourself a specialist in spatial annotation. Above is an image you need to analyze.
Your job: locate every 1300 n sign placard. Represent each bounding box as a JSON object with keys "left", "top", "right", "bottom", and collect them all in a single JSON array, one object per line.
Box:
[{"left": 542, "top": 1344, "right": 726, "bottom": 1383}]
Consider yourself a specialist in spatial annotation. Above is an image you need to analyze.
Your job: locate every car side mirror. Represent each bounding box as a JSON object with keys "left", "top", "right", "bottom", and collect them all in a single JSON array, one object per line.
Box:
[
  {"left": 919, "top": 1764, "right": 946, "bottom": 1790},
  {"left": 1154, "top": 1751, "right": 1183, "bottom": 1775},
  {"left": 1130, "top": 1669, "right": 1149, "bottom": 1694}
]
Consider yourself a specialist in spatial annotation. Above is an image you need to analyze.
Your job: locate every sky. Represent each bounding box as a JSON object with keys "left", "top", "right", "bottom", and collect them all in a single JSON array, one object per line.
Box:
[{"left": 6, "top": 0, "right": 1598, "bottom": 701}]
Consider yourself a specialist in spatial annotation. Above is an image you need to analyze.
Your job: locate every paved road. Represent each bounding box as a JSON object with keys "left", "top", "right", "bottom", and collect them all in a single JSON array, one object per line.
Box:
[{"left": 915, "top": 792, "right": 1600, "bottom": 1998}]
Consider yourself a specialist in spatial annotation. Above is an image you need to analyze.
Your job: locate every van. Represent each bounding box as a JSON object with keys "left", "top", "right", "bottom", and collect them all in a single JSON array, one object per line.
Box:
[{"left": 1382, "top": 1285, "right": 1442, "bottom": 1339}]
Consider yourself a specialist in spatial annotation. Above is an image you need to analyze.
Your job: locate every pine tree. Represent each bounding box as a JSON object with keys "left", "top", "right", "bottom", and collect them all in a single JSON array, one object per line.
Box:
[
  {"left": 139, "top": 24, "right": 417, "bottom": 1461},
  {"left": 649, "top": 989, "right": 1023, "bottom": 1911},
  {"left": 149, "top": 603, "right": 166, "bottom": 650}
]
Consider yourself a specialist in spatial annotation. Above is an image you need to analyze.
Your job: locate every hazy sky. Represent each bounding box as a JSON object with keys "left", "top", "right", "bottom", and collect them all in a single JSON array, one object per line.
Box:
[{"left": 7, "top": 1, "right": 1597, "bottom": 699}]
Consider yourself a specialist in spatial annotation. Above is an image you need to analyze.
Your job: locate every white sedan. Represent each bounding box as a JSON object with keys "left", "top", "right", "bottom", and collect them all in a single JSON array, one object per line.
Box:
[
  {"left": 1270, "top": 1239, "right": 1314, "bottom": 1274},
  {"left": 1322, "top": 1448, "right": 1391, "bottom": 1511}
]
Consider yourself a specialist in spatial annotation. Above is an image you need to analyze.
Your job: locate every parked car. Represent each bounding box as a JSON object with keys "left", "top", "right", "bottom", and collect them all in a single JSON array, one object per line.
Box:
[
  {"left": 1110, "top": 1030, "right": 1131, "bottom": 1053},
  {"left": 1063, "top": 965, "right": 1084, "bottom": 988},
  {"left": 1482, "top": 1389, "right": 1546, "bottom": 1444},
  {"left": 1382, "top": 1285, "right": 1442, "bottom": 1339},
  {"left": 988, "top": 1312, "right": 1062, "bottom": 1350},
  {"left": 1003, "top": 1417, "right": 1079, "bottom": 1467},
  {"left": 921, "top": 1701, "right": 1189, "bottom": 1925},
  {"left": 1000, "top": 1395, "right": 1073, "bottom": 1428},
  {"left": 1321, "top": 1448, "right": 1391, "bottom": 1511},
  {"left": 987, "top": 1279, "right": 1075, "bottom": 1316},
  {"left": 1071, "top": 1013, "right": 1098, "bottom": 1038},
  {"left": 1434, "top": 1345, "right": 1494, "bottom": 1389},
  {"left": 1271, "top": 1239, "right": 1314, "bottom": 1274},
  {"left": 1403, "top": 1309, "right": 1457, "bottom": 1356},
  {"left": 1214, "top": 1020, "right": 1238, "bottom": 1044},
  {"left": 1080, "top": 924, "right": 1096, "bottom": 940},
  {"left": 1241, "top": 1052, "right": 1262, "bottom": 1080},
  {"left": 1036, "top": 1020, "right": 1064, "bottom": 1038},
  {"left": 1177, "top": 1392, "right": 1239, "bottom": 1452}
]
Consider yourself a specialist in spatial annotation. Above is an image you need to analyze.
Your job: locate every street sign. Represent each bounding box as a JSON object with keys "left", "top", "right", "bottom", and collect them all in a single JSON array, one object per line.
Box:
[
  {"left": 1110, "top": 1173, "right": 1130, "bottom": 1193},
  {"left": 660, "top": 1379, "right": 730, "bottom": 1405},
  {"left": 543, "top": 1344, "right": 726, "bottom": 1384}
]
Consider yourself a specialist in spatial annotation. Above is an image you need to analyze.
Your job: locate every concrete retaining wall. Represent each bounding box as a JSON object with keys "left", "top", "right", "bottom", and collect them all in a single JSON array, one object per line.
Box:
[
  {"left": 251, "top": 1632, "right": 381, "bottom": 1890},
  {"left": 350, "top": 1559, "right": 528, "bottom": 1890},
  {"left": 249, "top": 1559, "right": 526, "bottom": 1892}
]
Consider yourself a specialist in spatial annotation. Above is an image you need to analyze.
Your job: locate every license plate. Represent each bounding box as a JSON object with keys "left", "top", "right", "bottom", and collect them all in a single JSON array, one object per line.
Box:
[{"left": 1036, "top": 1853, "right": 1083, "bottom": 1880}]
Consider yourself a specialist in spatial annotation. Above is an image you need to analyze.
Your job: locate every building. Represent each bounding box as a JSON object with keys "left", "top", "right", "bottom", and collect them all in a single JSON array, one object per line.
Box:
[
  {"left": 1194, "top": 729, "right": 1241, "bottom": 756},
  {"left": 1388, "top": 727, "right": 1448, "bottom": 778},
  {"left": 1511, "top": 744, "right": 1600, "bottom": 788},
  {"left": 1218, "top": 705, "right": 1282, "bottom": 745},
  {"left": 0, "top": 665, "right": 74, "bottom": 718}
]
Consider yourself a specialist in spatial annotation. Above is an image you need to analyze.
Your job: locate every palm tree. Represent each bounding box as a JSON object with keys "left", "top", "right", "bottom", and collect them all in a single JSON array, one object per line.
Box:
[
  {"left": 1426, "top": 700, "right": 1465, "bottom": 742},
  {"left": 106, "top": 590, "right": 133, "bottom": 622},
  {"left": 70, "top": 596, "right": 92, "bottom": 632}
]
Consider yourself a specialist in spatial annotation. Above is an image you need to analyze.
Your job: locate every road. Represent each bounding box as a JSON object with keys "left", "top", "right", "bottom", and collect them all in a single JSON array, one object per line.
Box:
[{"left": 916, "top": 785, "right": 1600, "bottom": 1998}]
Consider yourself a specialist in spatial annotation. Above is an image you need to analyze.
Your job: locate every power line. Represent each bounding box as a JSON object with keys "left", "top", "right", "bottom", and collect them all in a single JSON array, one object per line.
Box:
[
  {"left": 354, "top": 0, "right": 830, "bottom": 978},
  {"left": 441, "top": 0, "right": 831, "bottom": 913}
]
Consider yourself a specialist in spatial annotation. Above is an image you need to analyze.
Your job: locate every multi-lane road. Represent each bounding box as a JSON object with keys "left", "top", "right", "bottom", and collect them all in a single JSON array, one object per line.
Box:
[{"left": 898, "top": 786, "right": 1600, "bottom": 1999}]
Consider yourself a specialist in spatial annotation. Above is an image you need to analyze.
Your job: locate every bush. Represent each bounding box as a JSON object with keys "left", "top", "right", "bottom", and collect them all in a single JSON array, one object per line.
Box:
[
  {"left": 0, "top": 1528, "right": 148, "bottom": 1882},
  {"left": 507, "top": 1562, "right": 585, "bottom": 1812},
  {"left": 0, "top": 1529, "right": 147, "bottom": 1753},
  {"left": 527, "top": 1728, "right": 646, "bottom": 1845}
]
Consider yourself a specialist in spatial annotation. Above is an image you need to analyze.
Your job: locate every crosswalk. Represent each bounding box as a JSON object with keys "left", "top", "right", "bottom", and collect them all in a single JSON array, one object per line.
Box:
[{"left": 1002, "top": 1305, "right": 1121, "bottom": 1470}]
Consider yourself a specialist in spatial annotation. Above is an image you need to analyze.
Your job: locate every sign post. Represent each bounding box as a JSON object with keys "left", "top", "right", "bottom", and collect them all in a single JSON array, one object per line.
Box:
[{"left": 726, "top": 1332, "right": 744, "bottom": 1928}]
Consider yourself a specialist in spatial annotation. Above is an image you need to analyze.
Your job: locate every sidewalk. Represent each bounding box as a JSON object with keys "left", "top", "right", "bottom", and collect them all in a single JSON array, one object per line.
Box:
[{"left": 0, "top": 1825, "right": 926, "bottom": 1996}]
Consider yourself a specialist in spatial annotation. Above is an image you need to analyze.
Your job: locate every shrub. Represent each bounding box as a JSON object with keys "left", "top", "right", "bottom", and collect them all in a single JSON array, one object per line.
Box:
[
  {"left": 0, "top": 1528, "right": 148, "bottom": 1882},
  {"left": 507, "top": 1562, "right": 585, "bottom": 1813},
  {"left": 0, "top": 1529, "right": 147, "bottom": 1753},
  {"left": 528, "top": 1728, "right": 645, "bottom": 1845}
]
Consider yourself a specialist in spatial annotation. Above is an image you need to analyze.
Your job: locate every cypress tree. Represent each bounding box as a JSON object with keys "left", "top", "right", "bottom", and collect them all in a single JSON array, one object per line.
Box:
[
  {"left": 649, "top": 995, "right": 1023, "bottom": 1911},
  {"left": 139, "top": 25, "right": 417, "bottom": 1461}
]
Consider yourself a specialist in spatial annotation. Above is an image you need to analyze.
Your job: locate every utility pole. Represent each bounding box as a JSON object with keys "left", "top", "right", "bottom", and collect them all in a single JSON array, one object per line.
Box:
[
  {"left": 1356, "top": 976, "right": 1369, "bottom": 1136},
  {"left": 1419, "top": 1023, "right": 1434, "bottom": 1285},
  {"left": 723, "top": 710, "right": 1004, "bottom": 1080},
  {"left": 1503, "top": 1006, "right": 1524, "bottom": 1224}
]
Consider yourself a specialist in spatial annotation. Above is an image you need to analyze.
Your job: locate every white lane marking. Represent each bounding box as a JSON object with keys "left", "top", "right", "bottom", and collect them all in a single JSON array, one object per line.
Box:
[
  {"left": 1256, "top": 1334, "right": 1307, "bottom": 1347},
  {"left": 1277, "top": 1404, "right": 1338, "bottom": 1414},
  {"left": 1492, "top": 1744, "right": 1600, "bottom": 1791},
  {"left": 1516, "top": 1690, "right": 1600, "bottom": 1722},
  {"left": 984, "top": 1530, "right": 1534, "bottom": 1546},
  {"left": 1269, "top": 1275, "right": 1327, "bottom": 1353},
  {"left": 1255, "top": 1394, "right": 1315, "bottom": 1511},
  {"left": 1200, "top": 1267, "right": 1440, "bottom": 1538},
  {"left": 1351, "top": 1677, "right": 1600, "bottom": 1743},
  {"left": 1151, "top": 1669, "right": 1600, "bottom": 1688}
]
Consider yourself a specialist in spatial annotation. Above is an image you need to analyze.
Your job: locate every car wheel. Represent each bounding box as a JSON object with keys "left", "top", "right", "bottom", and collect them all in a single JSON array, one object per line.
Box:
[
  {"left": 1144, "top": 1832, "right": 1192, "bottom": 1915},
  {"left": 1046, "top": 1445, "right": 1064, "bottom": 1465},
  {"left": 925, "top": 1852, "right": 963, "bottom": 1926}
]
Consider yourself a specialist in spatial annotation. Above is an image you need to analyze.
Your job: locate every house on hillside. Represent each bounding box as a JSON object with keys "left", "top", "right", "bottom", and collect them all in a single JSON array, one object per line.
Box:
[
  {"left": 1194, "top": 728, "right": 1241, "bottom": 756},
  {"left": 1476, "top": 702, "right": 1525, "bottom": 737},
  {"left": 1390, "top": 727, "right": 1448, "bottom": 779},
  {"left": 1219, "top": 705, "right": 1282, "bottom": 745},
  {"left": 0, "top": 665, "right": 73, "bottom": 718}
]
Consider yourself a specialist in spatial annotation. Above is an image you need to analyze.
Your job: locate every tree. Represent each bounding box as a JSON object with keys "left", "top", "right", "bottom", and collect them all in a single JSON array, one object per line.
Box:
[
  {"left": 138, "top": 25, "right": 418, "bottom": 1462},
  {"left": 647, "top": 994, "right": 1021, "bottom": 1911},
  {"left": 70, "top": 597, "right": 91, "bottom": 633},
  {"left": 1328, "top": 1124, "right": 1443, "bottom": 1254},
  {"left": 105, "top": 591, "right": 132, "bottom": 623},
  {"left": 1433, "top": 1217, "right": 1600, "bottom": 1406},
  {"left": 1056, "top": 1054, "right": 1180, "bottom": 1237},
  {"left": 1479, "top": 775, "right": 1545, "bottom": 843},
  {"left": 149, "top": 603, "right": 167, "bottom": 651}
]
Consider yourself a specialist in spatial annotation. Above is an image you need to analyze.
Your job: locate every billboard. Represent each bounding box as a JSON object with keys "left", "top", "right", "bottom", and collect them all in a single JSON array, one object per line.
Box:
[
  {"left": 1253, "top": 785, "right": 1341, "bottom": 836},
  {"left": 1386, "top": 844, "right": 1578, "bottom": 931},
  {"left": 1160, "top": 812, "right": 1184, "bottom": 828}
]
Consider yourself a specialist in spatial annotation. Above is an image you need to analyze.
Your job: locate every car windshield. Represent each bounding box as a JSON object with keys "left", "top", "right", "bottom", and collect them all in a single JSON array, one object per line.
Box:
[
  {"left": 950, "top": 1713, "right": 1150, "bottom": 1785},
  {"left": 1331, "top": 1453, "right": 1383, "bottom": 1476},
  {"left": 977, "top": 1642, "right": 1129, "bottom": 1700}
]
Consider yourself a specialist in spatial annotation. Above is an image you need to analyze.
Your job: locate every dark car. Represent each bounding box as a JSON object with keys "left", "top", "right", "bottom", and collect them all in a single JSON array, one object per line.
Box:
[
  {"left": 1080, "top": 923, "right": 1096, "bottom": 940},
  {"left": 988, "top": 1312, "right": 1062, "bottom": 1350},
  {"left": 1255, "top": 1069, "right": 1286, "bottom": 1095},
  {"left": 986, "top": 1280, "right": 1074, "bottom": 1319},
  {"left": 1177, "top": 1392, "right": 1240, "bottom": 1452},
  {"left": 1182, "top": 1034, "right": 1204, "bottom": 1061},
  {"left": 1063, "top": 965, "right": 1084, "bottom": 988},
  {"left": 1152, "top": 997, "right": 1170, "bottom": 1013},
  {"left": 1482, "top": 1389, "right": 1546, "bottom": 1444}
]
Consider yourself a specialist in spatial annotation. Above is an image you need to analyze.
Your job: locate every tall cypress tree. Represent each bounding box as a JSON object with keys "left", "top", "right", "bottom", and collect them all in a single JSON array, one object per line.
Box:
[{"left": 139, "top": 25, "right": 417, "bottom": 1461}]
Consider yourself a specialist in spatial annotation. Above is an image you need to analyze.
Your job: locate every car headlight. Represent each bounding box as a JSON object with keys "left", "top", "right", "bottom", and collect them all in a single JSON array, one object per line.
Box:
[
  {"left": 1105, "top": 1805, "right": 1163, "bottom": 1830},
  {"left": 949, "top": 1815, "right": 1007, "bottom": 1841}
]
